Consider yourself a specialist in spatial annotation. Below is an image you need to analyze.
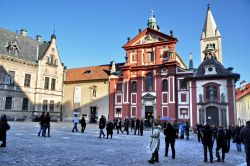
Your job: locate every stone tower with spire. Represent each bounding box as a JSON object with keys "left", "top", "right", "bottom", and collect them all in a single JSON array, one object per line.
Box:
[{"left": 200, "top": 5, "right": 223, "bottom": 64}]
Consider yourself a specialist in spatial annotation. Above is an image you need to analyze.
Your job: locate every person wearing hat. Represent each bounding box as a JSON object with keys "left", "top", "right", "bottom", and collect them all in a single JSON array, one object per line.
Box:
[
  {"left": 147, "top": 122, "right": 161, "bottom": 164},
  {"left": 240, "top": 120, "right": 250, "bottom": 166}
]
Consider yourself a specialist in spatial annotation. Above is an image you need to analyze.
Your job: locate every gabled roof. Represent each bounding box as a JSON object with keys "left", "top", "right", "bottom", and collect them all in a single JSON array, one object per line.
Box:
[
  {"left": 236, "top": 83, "right": 250, "bottom": 100},
  {"left": 65, "top": 65, "right": 111, "bottom": 83},
  {"left": 0, "top": 27, "right": 39, "bottom": 62},
  {"left": 123, "top": 28, "right": 177, "bottom": 49}
]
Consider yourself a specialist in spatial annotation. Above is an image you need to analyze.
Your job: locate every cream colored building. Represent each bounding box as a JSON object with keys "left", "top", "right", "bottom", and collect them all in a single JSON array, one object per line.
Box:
[
  {"left": 0, "top": 28, "right": 64, "bottom": 120},
  {"left": 63, "top": 64, "right": 117, "bottom": 123},
  {"left": 236, "top": 82, "right": 250, "bottom": 126}
]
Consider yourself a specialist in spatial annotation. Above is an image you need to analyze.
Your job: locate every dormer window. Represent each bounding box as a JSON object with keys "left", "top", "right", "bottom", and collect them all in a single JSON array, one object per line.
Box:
[
  {"left": 205, "top": 65, "right": 217, "bottom": 75},
  {"left": 84, "top": 70, "right": 91, "bottom": 74}
]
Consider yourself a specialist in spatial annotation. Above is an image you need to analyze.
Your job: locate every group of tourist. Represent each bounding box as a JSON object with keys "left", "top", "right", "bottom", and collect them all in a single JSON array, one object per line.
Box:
[
  {"left": 195, "top": 122, "right": 250, "bottom": 165},
  {"left": 1, "top": 113, "right": 249, "bottom": 166}
]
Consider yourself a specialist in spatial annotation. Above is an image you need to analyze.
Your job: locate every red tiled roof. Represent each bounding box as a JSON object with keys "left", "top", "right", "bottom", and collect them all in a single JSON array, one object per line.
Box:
[
  {"left": 65, "top": 65, "right": 110, "bottom": 83},
  {"left": 236, "top": 83, "right": 250, "bottom": 100}
]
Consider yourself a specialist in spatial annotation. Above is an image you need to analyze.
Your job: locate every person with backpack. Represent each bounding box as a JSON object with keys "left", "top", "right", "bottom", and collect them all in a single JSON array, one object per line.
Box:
[
  {"left": 106, "top": 120, "right": 114, "bottom": 139},
  {"left": 38, "top": 112, "right": 45, "bottom": 137}
]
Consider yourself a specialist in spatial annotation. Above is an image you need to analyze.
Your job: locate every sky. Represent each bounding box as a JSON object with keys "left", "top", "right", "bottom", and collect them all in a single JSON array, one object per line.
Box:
[{"left": 0, "top": 0, "right": 249, "bottom": 86}]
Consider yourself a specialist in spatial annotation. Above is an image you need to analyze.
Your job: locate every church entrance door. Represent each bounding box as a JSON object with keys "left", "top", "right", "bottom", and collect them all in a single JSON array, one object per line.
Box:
[{"left": 206, "top": 106, "right": 219, "bottom": 127}]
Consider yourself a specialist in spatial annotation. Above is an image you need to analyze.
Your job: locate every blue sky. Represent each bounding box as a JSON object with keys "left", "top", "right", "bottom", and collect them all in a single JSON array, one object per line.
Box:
[{"left": 0, "top": 0, "right": 249, "bottom": 85}]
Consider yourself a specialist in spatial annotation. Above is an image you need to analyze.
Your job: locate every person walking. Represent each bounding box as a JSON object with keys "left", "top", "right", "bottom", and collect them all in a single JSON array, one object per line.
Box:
[
  {"left": 123, "top": 118, "right": 129, "bottom": 135},
  {"left": 226, "top": 126, "right": 232, "bottom": 152},
  {"left": 240, "top": 120, "right": 250, "bottom": 166},
  {"left": 185, "top": 122, "right": 190, "bottom": 140},
  {"left": 44, "top": 112, "right": 51, "bottom": 137},
  {"left": 179, "top": 122, "right": 185, "bottom": 139},
  {"left": 164, "top": 123, "right": 177, "bottom": 159},
  {"left": 215, "top": 127, "right": 227, "bottom": 162},
  {"left": 0, "top": 114, "right": 10, "bottom": 147},
  {"left": 201, "top": 123, "right": 213, "bottom": 163},
  {"left": 116, "top": 118, "right": 123, "bottom": 134},
  {"left": 98, "top": 115, "right": 106, "bottom": 138},
  {"left": 38, "top": 112, "right": 45, "bottom": 136},
  {"left": 233, "top": 126, "right": 242, "bottom": 151},
  {"left": 147, "top": 122, "right": 161, "bottom": 164},
  {"left": 173, "top": 120, "right": 179, "bottom": 139},
  {"left": 72, "top": 114, "right": 79, "bottom": 132},
  {"left": 80, "top": 115, "right": 86, "bottom": 133},
  {"left": 140, "top": 119, "right": 144, "bottom": 136},
  {"left": 196, "top": 123, "right": 203, "bottom": 142},
  {"left": 130, "top": 118, "right": 135, "bottom": 132},
  {"left": 134, "top": 118, "right": 140, "bottom": 135},
  {"left": 106, "top": 120, "right": 114, "bottom": 139}
]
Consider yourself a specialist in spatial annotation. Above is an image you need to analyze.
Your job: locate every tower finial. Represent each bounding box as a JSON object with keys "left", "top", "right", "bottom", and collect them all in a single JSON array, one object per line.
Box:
[
  {"left": 207, "top": 4, "right": 210, "bottom": 10},
  {"left": 150, "top": 10, "right": 154, "bottom": 18}
]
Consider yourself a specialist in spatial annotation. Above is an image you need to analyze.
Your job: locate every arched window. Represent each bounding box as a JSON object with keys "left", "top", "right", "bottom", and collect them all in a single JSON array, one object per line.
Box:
[
  {"left": 162, "top": 79, "right": 168, "bottom": 91},
  {"left": 131, "top": 81, "right": 137, "bottom": 92},
  {"left": 146, "top": 73, "right": 153, "bottom": 91},
  {"left": 22, "top": 98, "right": 29, "bottom": 110}
]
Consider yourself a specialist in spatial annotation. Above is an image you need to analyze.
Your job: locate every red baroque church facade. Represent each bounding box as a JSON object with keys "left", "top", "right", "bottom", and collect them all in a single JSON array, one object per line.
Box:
[
  {"left": 109, "top": 14, "right": 192, "bottom": 123},
  {"left": 109, "top": 8, "right": 239, "bottom": 128}
]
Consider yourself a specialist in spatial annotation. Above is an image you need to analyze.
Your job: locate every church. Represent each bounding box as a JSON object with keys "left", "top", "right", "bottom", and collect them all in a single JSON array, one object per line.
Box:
[{"left": 108, "top": 6, "right": 239, "bottom": 128}]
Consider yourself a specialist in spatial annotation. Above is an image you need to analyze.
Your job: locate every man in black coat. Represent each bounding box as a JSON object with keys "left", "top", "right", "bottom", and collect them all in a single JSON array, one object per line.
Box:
[
  {"left": 196, "top": 123, "right": 203, "bottom": 142},
  {"left": 98, "top": 115, "right": 106, "bottom": 138},
  {"left": 38, "top": 112, "right": 45, "bottom": 137},
  {"left": 0, "top": 114, "right": 10, "bottom": 147},
  {"left": 216, "top": 127, "right": 227, "bottom": 162},
  {"left": 106, "top": 120, "right": 114, "bottom": 139},
  {"left": 240, "top": 120, "right": 250, "bottom": 166},
  {"left": 44, "top": 112, "right": 51, "bottom": 137},
  {"left": 123, "top": 118, "right": 129, "bottom": 135},
  {"left": 164, "top": 123, "right": 177, "bottom": 159},
  {"left": 140, "top": 119, "right": 144, "bottom": 136},
  {"left": 80, "top": 115, "right": 86, "bottom": 133},
  {"left": 226, "top": 126, "right": 232, "bottom": 152},
  {"left": 134, "top": 118, "right": 140, "bottom": 135},
  {"left": 201, "top": 123, "right": 213, "bottom": 163}
]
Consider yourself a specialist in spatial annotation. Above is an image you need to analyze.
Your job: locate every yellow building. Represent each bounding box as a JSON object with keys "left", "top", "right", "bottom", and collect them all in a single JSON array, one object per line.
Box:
[
  {"left": 236, "top": 82, "right": 250, "bottom": 126},
  {"left": 63, "top": 63, "right": 120, "bottom": 122}
]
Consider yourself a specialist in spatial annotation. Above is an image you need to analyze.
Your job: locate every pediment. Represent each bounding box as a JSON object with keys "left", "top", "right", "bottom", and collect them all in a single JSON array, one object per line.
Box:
[{"left": 123, "top": 28, "right": 177, "bottom": 48}]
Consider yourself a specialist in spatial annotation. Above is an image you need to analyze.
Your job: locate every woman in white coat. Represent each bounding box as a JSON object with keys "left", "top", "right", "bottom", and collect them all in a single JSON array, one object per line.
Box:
[{"left": 147, "top": 122, "right": 161, "bottom": 164}]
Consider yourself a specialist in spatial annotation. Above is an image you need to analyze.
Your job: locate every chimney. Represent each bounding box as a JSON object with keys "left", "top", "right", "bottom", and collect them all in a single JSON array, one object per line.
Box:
[
  {"left": 36, "top": 35, "right": 42, "bottom": 42},
  {"left": 20, "top": 29, "right": 27, "bottom": 37}
]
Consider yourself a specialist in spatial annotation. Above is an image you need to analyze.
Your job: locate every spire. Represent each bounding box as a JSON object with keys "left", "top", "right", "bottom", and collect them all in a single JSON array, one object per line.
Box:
[
  {"left": 189, "top": 52, "right": 194, "bottom": 69},
  {"left": 51, "top": 25, "right": 56, "bottom": 39},
  {"left": 201, "top": 4, "right": 221, "bottom": 39},
  {"left": 111, "top": 61, "right": 116, "bottom": 73},
  {"left": 147, "top": 10, "right": 157, "bottom": 30}
]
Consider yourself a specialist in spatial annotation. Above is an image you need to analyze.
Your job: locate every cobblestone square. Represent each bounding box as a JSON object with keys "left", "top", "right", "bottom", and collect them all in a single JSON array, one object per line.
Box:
[{"left": 0, "top": 122, "right": 246, "bottom": 166}]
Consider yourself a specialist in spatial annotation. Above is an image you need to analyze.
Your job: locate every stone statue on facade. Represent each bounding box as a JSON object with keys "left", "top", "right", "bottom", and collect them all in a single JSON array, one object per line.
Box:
[
  {"left": 199, "top": 94, "right": 203, "bottom": 103},
  {"left": 209, "top": 86, "right": 215, "bottom": 100},
  {"left": 221, "top": 93, "right": 225, "bottom": 102}
]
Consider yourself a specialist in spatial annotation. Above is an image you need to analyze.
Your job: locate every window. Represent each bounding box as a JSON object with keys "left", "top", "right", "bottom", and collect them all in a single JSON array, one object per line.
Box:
[
  {"left": 24, "top": 74, "right": 31, "bottom": 87},
  {"left": 5, "top": 97, "right": 12, "bottom": 109},
  {"left": 22, "top": 98, "right": 29, "bottom": 110},
  {"left": 5, "top": 71, "right": 15, "bottom": 85},
  {"left": 116, "top": 108, "right": 121, "bottom": 117},
  {"left": 49, "top": 100, "right": 54, "bottom": 112},
  {"left": 162, "top": 79, "right": 168, "bottom": 91},
  {"left": 44, "top": 77, "right": 49, "bottom": 89},
  {"left": 180, "top": 79, "right": 187, "bottom": 90},
  {"left": 51, "top": 78, "right": 56, "bottom": 90},
  {"left": 146, "top": 73, "right": 153, "bottom": 91},
  {"left": 92, "top": 89, "right": 96, "bottom": 98},
  {"left": 146, "top": 52, "right": 154, "bottom": 62},
  {"left": 116, "top": 83, "right": 122, "bottom": 92},
  {"left": 131, "top": 81, "right": 137, "bottom": 92},
  {"left": 43, "top": 100, "right": 48, "bottom": 112}
]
